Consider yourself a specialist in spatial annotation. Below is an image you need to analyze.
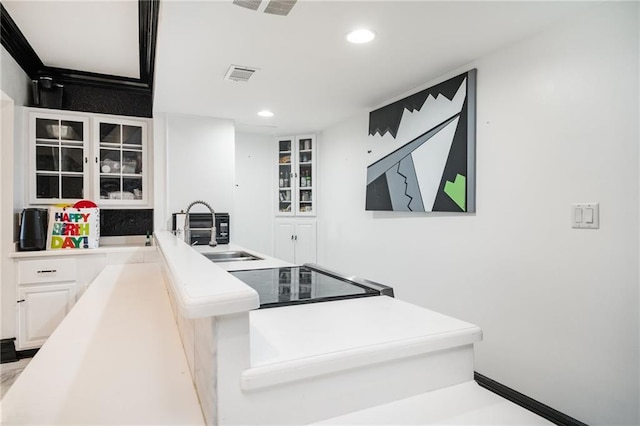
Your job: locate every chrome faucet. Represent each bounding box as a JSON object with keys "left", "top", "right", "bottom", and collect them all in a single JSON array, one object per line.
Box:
[{"left": 185, "top": 200, "right": 217, "bottom": 247}]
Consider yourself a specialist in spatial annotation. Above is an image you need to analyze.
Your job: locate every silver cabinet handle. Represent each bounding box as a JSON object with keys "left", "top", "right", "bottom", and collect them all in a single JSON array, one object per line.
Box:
[{"left": 37, "top": 269, "right": 57, "bottom": 274}]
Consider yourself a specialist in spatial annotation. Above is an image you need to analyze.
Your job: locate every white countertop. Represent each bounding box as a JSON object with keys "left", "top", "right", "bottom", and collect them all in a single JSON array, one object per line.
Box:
[
  {"left": 10, "top": 243, "right": 156, "bottom": 258},
  {"left": 191, "top": 242, "right": 294, "bottom": 271},
  {"left": 0, "top": 263, "right": 204, "bottom": 425},
  {"left": 242, "top": 296, "right": 482, "bottom": 390},
  {"left": 155, "top": 231, "right": 262, "bottom": 318}
]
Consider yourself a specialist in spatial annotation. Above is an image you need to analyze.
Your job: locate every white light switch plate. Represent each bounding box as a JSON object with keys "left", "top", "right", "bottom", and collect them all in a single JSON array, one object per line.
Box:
[{"left": 572, "top": 203, "right": 599, "bottom": 229}]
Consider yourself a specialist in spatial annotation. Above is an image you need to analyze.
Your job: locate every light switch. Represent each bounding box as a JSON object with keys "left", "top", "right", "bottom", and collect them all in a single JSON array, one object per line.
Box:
[
  {"left": 574, "top": 208, "right": 583, "bottom": 223},
  {"left": 584, "top": 208, "right": 594, "bottom": 223},
  {"left": 572, "top": 203, "right": 599, "bottom": 229}
]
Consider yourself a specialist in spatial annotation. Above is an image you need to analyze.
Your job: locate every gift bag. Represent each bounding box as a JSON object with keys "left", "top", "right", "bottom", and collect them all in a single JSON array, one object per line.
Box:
[{"left": 46, "top": 206, "right": 100, "bottom": 250}]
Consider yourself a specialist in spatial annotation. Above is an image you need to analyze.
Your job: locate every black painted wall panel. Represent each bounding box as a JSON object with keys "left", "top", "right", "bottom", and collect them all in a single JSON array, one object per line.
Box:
[
  {"left": 59, "top": 83, "right": 152, "bottom": 118},
  {"left": 100, "top": 209, "right": 153, "bottom": 236}
]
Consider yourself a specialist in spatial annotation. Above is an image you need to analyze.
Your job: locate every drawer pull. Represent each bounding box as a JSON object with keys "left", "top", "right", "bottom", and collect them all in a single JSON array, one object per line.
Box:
[
  {"left": 37, "top": 269, "right": 57, "bottom": 274},
  {"left": 17, "top": 299, "right": 25, "bottom": 303}
]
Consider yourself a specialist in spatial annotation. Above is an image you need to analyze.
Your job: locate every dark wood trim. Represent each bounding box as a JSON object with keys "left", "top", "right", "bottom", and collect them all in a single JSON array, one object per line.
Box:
[
  {"left": 0, "top": 0, "right": 160, "bottom": 96},
  {"left": 1, "top": 337, "right": 18, "bottom": 363},
  {"left": 49, "top": 67, "right": 151, "bottom": 92},
  {"left": 0, "top": 3, "right": 43, "bottom": 78},
  {"left": 16, "top": 348, "right": 39, "bottom": 359},
  {"left": 474, "top": 372, "right": 588, "bottom": 426},
  {"left": 139, "top": 0, "right": 160, "bottom": 89}
]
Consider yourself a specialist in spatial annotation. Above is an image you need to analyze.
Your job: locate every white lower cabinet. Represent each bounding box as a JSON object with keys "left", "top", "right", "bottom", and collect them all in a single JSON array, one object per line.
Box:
[
  {"left": 17, "top": 283, "right": 76, "bottom": 349},
  {"left": 16, "top": 258, "right": 78, "bottom": 349},
  {"left": 12, "top": 247, "right": 154, "bottom": 350},
  {"left": 274, "top": 219, "right": 317, "bottom": 264},
  {"left": 75, "top": 254, "right": 107, "bottom": 297}
]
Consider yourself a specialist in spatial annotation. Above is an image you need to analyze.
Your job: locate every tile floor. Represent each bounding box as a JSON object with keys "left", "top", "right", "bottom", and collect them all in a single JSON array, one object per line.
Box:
[{"left": 1, "top": 358, "right": 31, "bottom": 399}]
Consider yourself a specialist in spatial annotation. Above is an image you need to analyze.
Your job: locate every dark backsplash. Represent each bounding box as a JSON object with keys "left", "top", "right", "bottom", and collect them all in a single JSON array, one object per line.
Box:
[{"left": 100, "top": 209, "right": 153, "bottom": 236}]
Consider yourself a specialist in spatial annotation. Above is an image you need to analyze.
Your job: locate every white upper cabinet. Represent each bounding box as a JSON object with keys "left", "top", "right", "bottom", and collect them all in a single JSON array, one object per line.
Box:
[
  {"left": 30, "top": 112, "right": 90, "bottom": 204},
  {"left": 27, "top": 108, "right": 152, "bottom": 207},
  {"left": 94, "top": 117, "right": 149, "bottom": 205},
  {"left": 277, "top": 134, "right": 316, "bottom": 217}
]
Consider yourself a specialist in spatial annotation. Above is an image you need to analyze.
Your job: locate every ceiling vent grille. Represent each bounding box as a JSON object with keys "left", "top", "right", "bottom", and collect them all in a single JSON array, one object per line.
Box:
[
  {"left": 232, "top": 0, "right": 261, "bottom": 11},
  {"left": 232, "top": 0, "right": 297, "bottom": 16},
  {"left": 224, "top": 65, "right": 259, "bottom": 83},
  {"left": 263, "top": 0, "right": 297, "bottom": 16}
]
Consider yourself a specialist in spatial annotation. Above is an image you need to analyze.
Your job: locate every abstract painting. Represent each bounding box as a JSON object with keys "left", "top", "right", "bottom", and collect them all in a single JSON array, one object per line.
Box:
[{"left": 365, "top": 69, "right": 476, "bottom": 212}]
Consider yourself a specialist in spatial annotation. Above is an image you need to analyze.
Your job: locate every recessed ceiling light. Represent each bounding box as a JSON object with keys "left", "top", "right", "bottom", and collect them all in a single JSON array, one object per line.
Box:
[
  {"left": 346, "top": 29, "right": 376, "bottom": 44},
  {"left": 258, "top": 110, "right": 274, "bottom": 117}
]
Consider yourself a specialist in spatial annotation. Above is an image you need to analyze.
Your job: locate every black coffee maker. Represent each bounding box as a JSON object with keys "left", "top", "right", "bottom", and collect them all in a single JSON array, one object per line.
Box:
[{"left": 19, "top": 208, "right": 48, "bottom": 251}]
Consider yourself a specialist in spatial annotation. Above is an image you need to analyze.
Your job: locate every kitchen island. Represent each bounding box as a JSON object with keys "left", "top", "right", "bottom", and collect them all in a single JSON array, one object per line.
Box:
[
  {"left": 155, "top": 231, "right": 484, "bottom": 424},
  {"left": 2, "top": 232, "right": 549, "bottom": 425}
]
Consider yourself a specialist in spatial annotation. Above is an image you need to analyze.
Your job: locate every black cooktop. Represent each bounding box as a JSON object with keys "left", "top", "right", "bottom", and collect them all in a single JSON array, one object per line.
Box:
[{"left": 230, "top": 264, "right": 393, "bottom": 309}]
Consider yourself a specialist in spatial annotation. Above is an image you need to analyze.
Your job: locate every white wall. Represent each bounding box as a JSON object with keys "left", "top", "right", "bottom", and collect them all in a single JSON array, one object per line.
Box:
[
  {"left": 317, "top": 3, "right": 639, "bottom": 425},
  {"left": 1, "top": 47, "right": 29, "bottom": 215},
  {"left": 164, "top": 113, "right": 235, "bottom": 227},
  {"left": 1, "top": 93, "right": 16, "bottom": 339},
  {"left": 1, "top": 47, "right": 30, "bottom": 339},
  {"left": 152, "top": 112, "right": 169, "bottom": 231},
  {"left": 1, "top": 46, "right": 30, "bottom": 108},
  {"left": 234, "top": 132, "right": 274, "bottom": 254}
]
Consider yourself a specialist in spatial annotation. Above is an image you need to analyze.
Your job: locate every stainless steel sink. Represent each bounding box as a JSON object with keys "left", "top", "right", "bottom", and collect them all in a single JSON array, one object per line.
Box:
[{"left": 203, "top": 251, "right": 262, "bottom": 263}]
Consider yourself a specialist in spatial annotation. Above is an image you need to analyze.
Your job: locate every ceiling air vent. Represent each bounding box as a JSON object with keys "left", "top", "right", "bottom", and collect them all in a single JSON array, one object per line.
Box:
[
  {"left": 232, "top": 0, "right": 297, "bottom": 16},
  {"left": 224, "top": 65, "right": 259, "bottom": 83},
  {"left": 263, "top": 0, "right": 297, "bottom": 16},
  {"left": 232, "top": 0, "right": 261, "bottom": 11}
]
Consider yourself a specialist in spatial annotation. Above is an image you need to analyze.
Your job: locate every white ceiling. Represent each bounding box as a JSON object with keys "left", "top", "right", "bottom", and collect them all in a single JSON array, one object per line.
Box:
[
  {"left": 3, "top": 0, "right": 595, "bottom": 134},
  {"left": 3, "top": 0, "right": 140, "bottom": 79},
  {"left": 153, "top": 0, "right": 593, "bottom": 134}
]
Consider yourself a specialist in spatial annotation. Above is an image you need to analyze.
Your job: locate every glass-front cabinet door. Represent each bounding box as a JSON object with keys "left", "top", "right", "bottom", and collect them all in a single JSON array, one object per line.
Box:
[
  {"left": 30, "top": 113, "right": 89, "bottom": 203},
  {"left": 296, "top": 135, "right": 315, "bottom": 216},
  {"left": 28, "top": 109, "right": 151, "bottom": 206},
  {"left": 278, "top": 138, "right": 293, "bottom": 214},
  {"left": 95, "top": 118, "right": 147, "bottom": 204},
  {"left": 276, "top": 134, "right": 316, "bottom": 216}
]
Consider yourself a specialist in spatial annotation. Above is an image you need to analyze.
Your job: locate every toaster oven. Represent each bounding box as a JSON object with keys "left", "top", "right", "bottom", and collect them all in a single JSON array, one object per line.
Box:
[{"left": 172, "top": 212, "right": 230, "bottom": 245}]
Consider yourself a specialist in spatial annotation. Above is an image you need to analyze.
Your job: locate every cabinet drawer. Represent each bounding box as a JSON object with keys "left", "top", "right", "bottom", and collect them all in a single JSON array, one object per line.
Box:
[{"left": 18, "top": 258, "right": 76, "bottom": 284}]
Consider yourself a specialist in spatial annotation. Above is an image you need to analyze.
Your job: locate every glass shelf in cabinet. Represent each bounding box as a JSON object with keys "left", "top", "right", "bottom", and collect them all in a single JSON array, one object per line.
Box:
[
  {"left": 35, "top": 138, "right": 61, "bottom": 145},
  {"left": 121, "top": 145, "right": 143, "bottom": 151}
]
